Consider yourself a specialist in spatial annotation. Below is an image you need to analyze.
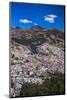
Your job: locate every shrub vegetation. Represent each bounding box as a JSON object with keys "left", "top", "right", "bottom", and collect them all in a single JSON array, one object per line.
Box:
[{"left": 19, "top": 73, "right": 65, "bottom": 97}]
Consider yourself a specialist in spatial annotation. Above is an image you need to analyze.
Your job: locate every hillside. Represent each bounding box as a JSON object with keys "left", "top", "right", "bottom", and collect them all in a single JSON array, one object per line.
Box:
[{"left": 10, "top": 26, "right": 65, "bottom": 97}]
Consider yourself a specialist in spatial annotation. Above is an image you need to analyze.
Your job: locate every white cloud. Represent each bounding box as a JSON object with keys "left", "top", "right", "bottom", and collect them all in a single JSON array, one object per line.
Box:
[
  {"left": 44, "top": 17, "right": 54, "bottom": 23},
  {"left": 44, "top": 14, "right": 58, "bottom": 23},
  {"left": 48, "top": 14, "right": 57, "bottom": 18},
  {"left": 19, "top": 19, "right": 32, "bottom": 23}
]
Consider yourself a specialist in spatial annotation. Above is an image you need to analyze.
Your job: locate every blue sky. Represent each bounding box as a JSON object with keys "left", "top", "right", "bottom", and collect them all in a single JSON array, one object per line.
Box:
[{"left": 10, "top": 2, "right": 65, "bottom": 30}]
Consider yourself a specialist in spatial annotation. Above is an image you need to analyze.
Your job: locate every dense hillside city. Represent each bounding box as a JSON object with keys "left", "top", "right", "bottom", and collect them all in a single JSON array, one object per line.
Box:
[{"left": 10, "top": 26, "right": 65, "bottom": 97}]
